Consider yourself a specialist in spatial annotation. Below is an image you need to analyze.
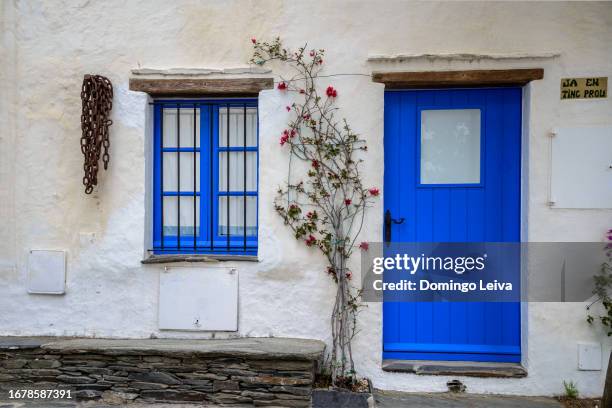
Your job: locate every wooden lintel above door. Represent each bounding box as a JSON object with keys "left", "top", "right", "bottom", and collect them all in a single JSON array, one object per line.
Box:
[{"left": 372, "top": 69, "right": 544, "bottom": 89}]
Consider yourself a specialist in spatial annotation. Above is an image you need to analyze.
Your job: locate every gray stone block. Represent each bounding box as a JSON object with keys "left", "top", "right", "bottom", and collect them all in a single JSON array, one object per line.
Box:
[
  {"left": 28, "top": 359, "right": 61, "bottom": 369},
  {"left": 101, "top": 390, "right": 139, "bottom": 403},
  {"left": 214, "top": 367, "right": 258, "bottom": 377},
  {"left": 140, "top": 389, "right": 206, "bottom": 402},
  {"left": 177, "top": 372, "right": 226, "bottom": 380},
  {"left": 73, "top": 383, "right": 113, "bottom": 390},
  {"left": 101, "top": 375, "right": 128, "bottom": 382},
  {"left": 77, "top": 367, "right": 113, "bottom": 375},
  {"left": 41, "top": 338, "right": 326, "bottom": 361},
  {"left": 209, "top": 392, "right": 253, "bottom": 404},
  {"left": 312, "top": 390, "right": 369, "bottom": 408},
  {"left": 56, "top": 375, "right": 96, "bottom": 384},
  {"left": 270, "top": 386, "right": 312, "bottom": 396},
  {"left": 130, "top": 381, "right": 169, "bottom": 390},
  {"left": 242, "top": 390, "right": 275, "bottom": 400},
  {"left": 128, "top": 371, "right": 181, "bottom": 385},
  {"left": 2, "top": 359, "right": 27, "bottom": 369},
  {"left": 236, "top": 375, "right": 311, "bottom": 386},
  {"left": 75, "top": 389, "right": 102, "bottom": 400},
  {"left": 249, "top": 360, "right": 314, "bottom": 371},
  {"left": 213, "top": 379, "right": 240, "bottom": 392}
]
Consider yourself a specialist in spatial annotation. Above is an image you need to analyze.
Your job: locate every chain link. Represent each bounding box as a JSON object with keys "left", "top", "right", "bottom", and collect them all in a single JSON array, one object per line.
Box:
[{"left": 80, "top": 74, "right": 113, "bottom": 194}]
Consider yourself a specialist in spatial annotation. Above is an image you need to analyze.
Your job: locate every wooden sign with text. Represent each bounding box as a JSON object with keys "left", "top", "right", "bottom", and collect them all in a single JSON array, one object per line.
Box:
[{"left": 561, "top": 77, "right": 607, "bottom": 100}]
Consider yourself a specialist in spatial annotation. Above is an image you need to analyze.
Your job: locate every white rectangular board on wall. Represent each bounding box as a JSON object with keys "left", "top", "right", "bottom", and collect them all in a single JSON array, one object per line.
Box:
[
  {"left": 158, "top": 266, "right": 238, "bottom": 331},
  {"left": 27, "top": 250, "right": 66, "bottom": 294},
  {"left": 550, "top": 126, "right": 612, "bottom": 209}
]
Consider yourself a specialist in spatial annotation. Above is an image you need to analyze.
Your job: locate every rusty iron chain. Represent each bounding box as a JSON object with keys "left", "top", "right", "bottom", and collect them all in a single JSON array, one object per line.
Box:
[{"left": 80, "top": 74, "right": 113, "bottom": 194}]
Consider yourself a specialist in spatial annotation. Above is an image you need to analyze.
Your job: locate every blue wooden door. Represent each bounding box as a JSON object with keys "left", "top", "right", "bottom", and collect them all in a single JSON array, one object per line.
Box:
[{"left": 383, "top": 88, "right": 521, "bottom": 363}]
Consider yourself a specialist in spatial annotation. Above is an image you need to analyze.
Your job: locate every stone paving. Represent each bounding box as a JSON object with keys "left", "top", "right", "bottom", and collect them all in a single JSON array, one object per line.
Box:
[
  {"left": 0, "top": 391, "right": 570, "bottom": 407},
  {"left": 0, "top": 403, "right": 221, "bottom": 407},
  {"left": 374, "top": 389, "right": 565, "bottom": 408}
]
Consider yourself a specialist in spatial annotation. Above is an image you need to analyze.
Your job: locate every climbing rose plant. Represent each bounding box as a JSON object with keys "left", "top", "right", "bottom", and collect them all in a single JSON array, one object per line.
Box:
[
  {"left": 587, "top": 229, "right": 612, "bottom": 336},
  {"left": 250, "top": 38, "right": 378, "bottom": 386}
]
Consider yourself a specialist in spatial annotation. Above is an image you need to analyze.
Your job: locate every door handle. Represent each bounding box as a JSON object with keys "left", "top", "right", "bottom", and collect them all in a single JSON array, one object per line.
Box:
[{"left": 384, "top": 209, "right": 405, "bottom": 244}]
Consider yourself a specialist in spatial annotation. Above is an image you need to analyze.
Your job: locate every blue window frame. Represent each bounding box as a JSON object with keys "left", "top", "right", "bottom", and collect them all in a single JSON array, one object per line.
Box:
[{"left": 152, "top": 99, "right": 258, "bottom": 255}]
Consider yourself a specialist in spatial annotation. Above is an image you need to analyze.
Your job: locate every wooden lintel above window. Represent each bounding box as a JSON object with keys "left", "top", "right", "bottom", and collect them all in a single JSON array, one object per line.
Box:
[
  {"left": 129, "top": 77, "right": 274, "bottom": 96},
  {"left": 372, "top": 69, "right": 544, "bottom": 89}
]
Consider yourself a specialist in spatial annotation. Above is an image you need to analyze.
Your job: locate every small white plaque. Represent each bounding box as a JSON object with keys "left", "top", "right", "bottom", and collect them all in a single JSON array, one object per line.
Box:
[
  {"left": 27, "top": 250, "right": 66, "bottom": 295},
  {"left": 159, "top": 266, "right": 238, "bottom": 331},
  {"left": 550, "top": 126, "right": 612, "bottom": 208},
  {"left": 577, "top": 342, "right": 601, "bottom": 371}
]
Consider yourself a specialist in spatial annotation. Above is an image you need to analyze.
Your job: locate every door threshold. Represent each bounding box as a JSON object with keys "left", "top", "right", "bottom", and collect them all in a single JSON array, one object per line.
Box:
[{"left": 382, "top": 359, "right": 527, "bottom": 378}]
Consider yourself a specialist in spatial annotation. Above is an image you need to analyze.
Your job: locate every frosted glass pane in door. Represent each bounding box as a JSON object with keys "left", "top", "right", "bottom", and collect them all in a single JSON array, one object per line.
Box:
[{"left": 420, "top": 109, "right": 481, "bottom": 184}]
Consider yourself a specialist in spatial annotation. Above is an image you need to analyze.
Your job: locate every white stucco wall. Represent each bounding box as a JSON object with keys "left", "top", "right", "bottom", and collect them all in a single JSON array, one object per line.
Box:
[{"left": 1, "top": 0, "right": 612, "bottom": 398}]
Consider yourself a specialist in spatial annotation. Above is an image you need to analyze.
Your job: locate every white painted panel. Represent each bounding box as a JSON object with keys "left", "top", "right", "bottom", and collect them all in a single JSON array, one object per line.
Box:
[
  {"left": 27, "top": 250, "right": 66, "bottom": 295},
  {"left": 158, "top": 266, "right": 238, "bottom": 331},
  {"left": 550, "top": 126, "right": 612, "bottom": 208},
  {"left": 577, "top": 342, "right": 601, "bottom": 371}
]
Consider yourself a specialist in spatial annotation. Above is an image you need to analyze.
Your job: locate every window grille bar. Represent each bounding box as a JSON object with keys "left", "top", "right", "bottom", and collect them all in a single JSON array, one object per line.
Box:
[
  {"left": 162, "top": 192, "right": 201, "bottom": 197},
  {"left": 162, "top": 147, "right": 201, "bottom": 153},
  {"left": 218, "top": 146, "right": 257, "bottom": 152},
  {"left": 177, "top": 106, "right": 181, "bottom": 250},
  {"left": 217, "top": 191, "right": 256, "bottom": 197},
  {"left": 226, "top": 104, "right": 230, "bottom": 251},
  {"left": 193, "top": 106, "right": 197, "bottom": 250},
  {"left": 209, "top": 104, "right": 214, "bottom": 252},
  {"left": 243, "top": 103, "right": 247, "bottom": 251},
  {"left": 160, "top": 107, "right": 165, "bottom": 249}
]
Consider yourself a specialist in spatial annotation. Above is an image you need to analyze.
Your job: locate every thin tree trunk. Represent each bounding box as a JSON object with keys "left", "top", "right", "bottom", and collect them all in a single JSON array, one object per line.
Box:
[{"left": 602, "top": 350, "right": 612, "bottom": 407}]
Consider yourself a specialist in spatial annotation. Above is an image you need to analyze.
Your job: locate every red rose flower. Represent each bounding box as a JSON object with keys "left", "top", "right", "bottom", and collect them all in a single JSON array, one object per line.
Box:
[
  {"left": 251, "top": 38, "right": 256, "bottom": 44},
  {"left": 305, "top": 235, "right": 316, "bottom": 246},
  {"left": 310, "top": 51, "right": 315, "bottom": 57},
  {"left": 359, "top": 242, "right": 369, "bottom": 251},
  {"left": 303, "top": 114, "right": 311, "bottom": 120},
  {"left": 312, "top": 160, "right": 319, "bottom": 169},
  {"left": 290, "top": 129, "right": 296, "bottom": 137},
  {"left": 280, "top": 134, "right": 289, "bottom": 146},
  {"left": 326, "top": 86, "right": 337, "bottom": 98},
  {"left": 299, "top": 89, "right": 305, "bottom": 94},
  {"left": 286, "top": 106, "right": 291, "bottom": 112},
  {"left": 277, "top": 82, "right": 287, "bottom": 90},
  {"left": 344, "top": 199, "right": 352, "bottom": 206},
  {"left": 368, "top": 187, "right": 380, "bottom": 196}
]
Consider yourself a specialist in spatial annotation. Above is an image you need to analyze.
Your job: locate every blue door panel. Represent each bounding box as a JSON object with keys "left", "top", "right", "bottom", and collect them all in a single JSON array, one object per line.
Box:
[{"left": 383, "top": 88, "right": 522, "bottom": 363}]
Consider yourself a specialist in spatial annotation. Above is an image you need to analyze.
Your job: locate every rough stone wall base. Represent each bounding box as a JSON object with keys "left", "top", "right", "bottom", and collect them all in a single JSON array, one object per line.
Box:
[{"left": 0, "top": 338, "right": 322, "bottom": 407}]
